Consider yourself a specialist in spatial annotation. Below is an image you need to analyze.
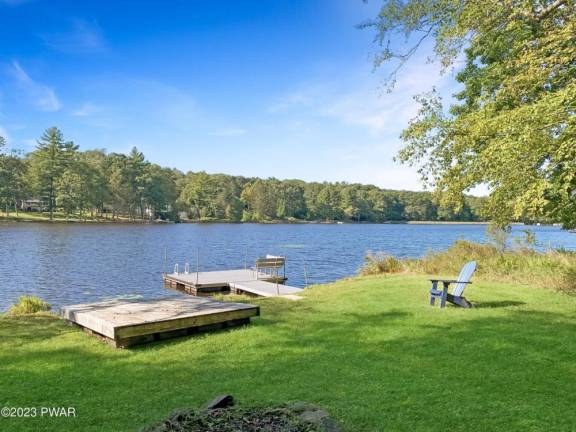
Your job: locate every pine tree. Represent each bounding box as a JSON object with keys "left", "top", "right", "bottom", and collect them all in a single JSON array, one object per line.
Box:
[{"left": 28, "top": 127, "right": 78, "bottom": 220}]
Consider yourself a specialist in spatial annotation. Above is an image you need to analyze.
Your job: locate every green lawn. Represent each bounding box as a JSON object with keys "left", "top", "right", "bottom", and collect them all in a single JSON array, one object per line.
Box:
[
  {"left": 1, "top": 275, "right": 575, "bottom": 431},
  {"left": 0, "top": 211, "right": 139, "bottom": 223}
]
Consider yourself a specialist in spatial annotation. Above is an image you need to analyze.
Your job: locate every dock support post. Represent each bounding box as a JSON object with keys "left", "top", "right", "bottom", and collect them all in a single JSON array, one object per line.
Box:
[
  {"left": 163, "top": 247, "right": 167, "bottom": 275},
  {"left": 196, "top": 248, "right": 200, "bottom": 285}
]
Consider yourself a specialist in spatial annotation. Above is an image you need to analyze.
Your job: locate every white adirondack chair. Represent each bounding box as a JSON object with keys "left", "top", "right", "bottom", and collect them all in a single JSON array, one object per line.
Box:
[{"left": 429, "top": 261, "right": 477, "bottom": 308}]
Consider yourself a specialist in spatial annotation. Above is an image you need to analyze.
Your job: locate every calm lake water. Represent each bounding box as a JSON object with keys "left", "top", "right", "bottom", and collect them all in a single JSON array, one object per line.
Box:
[{"left": 1, "top": 222, "right": 575, "bottom": 311}]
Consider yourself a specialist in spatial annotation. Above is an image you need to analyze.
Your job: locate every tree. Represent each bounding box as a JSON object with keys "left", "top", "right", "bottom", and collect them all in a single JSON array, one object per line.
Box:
[
  {"left": 240, "top": 180, "right": 277, "bottom": 221},
  {"left": 0, "top": 136, "right": 11, "bottom": 214},
  {"left": 104, "top": 148, "right": 150, "bottom": 220},
  {"left": 125, "top": 147, "right": 149, "bottom": 219},
  {"left": 106, "top": 153, "right": 131, "bottom": 218},
  {"left": 365, "top": 0, "right": 576, "bottom": 227},
  {"left": 143, "top": 165, "right": 178, "bottom": 220},
  {"left": 0, "top": 138, "right": 29, "bottom": 216},
  {"left": 275, "top": 181, "right": 307, "bottom": 219},
  {"left": 28, "top": 127, "right": 78, "bottom": 220},
  {"left": 81, "top": 150, "right": 110, "bottom": 217},
  {"left": 315, "top": 185, "right": 342, "bottom": 221},
  {"left": 55, "top": 169, "right": 84, "bottom": 220},
  {"left": 179, "top": 172, "right": 220, "bottom": 220},
  {"left": 2, "top": 126, "right": 491, "bottom": 223}
]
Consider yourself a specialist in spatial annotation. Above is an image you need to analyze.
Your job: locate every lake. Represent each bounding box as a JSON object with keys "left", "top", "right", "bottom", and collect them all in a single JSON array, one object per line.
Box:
[{"left": 1, "top": 222, "right": 575, "bottom": 311}]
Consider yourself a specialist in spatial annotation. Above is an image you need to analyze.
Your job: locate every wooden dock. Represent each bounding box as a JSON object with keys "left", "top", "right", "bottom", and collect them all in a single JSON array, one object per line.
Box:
[
  {"left": 229, "top": 280, "right": 304, "bottom": 297},
  {"left": 61, "top": 296, "right": 260, "bottom": 348},
  {"left": 162, "top": 269, "right": 303, "bottom": 297}
]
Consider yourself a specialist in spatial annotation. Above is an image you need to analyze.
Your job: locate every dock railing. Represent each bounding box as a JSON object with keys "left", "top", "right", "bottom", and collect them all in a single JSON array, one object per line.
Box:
[{"left": 254, "top": 256, "right": 286, "bottom": 282}]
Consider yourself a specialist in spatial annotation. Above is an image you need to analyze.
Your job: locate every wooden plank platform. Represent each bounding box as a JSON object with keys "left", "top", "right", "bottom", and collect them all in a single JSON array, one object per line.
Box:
[
  {"left": 229, "top": 280, "right": 304, "bottom": 297},
  {"left": 163, "top": 269, "right": 290, "bottom": 296},
  {"left": 61, "top": 297, "right": 259, "bottom": 348}
]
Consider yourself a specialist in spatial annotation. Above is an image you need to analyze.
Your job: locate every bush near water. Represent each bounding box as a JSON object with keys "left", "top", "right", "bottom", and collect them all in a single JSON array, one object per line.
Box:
[
  {"left": 361, "top": 240, "right": 576, "bottom": 294},
  {"left": 8, "top": 295, "right": 52, "bottom": 316}
]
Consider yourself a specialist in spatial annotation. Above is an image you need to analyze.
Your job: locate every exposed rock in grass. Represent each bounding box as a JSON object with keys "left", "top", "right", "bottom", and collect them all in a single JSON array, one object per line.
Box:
[
  {"left": 203, "top": 394, "right": 235, "bottom": 410},
  {"left": 141, "top": 399, "right": 340, "bottom": 432}
]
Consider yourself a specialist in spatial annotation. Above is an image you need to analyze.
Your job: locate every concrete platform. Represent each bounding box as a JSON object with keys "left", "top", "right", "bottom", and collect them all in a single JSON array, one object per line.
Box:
[{"left": 61, "top": 296, "right": 260, "bottom": 348}]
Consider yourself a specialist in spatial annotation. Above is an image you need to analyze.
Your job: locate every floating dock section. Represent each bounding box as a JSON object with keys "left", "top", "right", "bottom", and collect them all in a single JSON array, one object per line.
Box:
[
  {"left": 163, "top": 256, "right": 305, "bottom": 298},
  {"left": 163, "top": 271, "right": 303, "bottom": 298},
  {"left": 229, "top": 280, "right": 303, "bottom": 297},
  {"left": 61, "top": 297, "right": 260, "bottom": 348}
]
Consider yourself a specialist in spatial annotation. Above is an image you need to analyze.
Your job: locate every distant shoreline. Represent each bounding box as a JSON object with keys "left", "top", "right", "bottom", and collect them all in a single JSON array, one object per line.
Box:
[{"left": 0, "top": 213, "right": 549, "bottom": 226}]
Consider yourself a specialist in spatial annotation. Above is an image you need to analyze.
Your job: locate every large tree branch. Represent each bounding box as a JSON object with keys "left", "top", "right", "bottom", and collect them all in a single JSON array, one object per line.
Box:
[
  {"left": 513, "top": 0, "right": 568, "bottom": 21},
  {"left": 536, "top": 0, "right": 568, "bottom": 20}
]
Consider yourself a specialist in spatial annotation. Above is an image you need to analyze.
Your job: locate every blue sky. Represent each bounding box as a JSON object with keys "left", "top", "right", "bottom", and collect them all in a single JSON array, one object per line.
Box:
[{"left": 0, "top": 0, "right": 461, "bottom": 191}]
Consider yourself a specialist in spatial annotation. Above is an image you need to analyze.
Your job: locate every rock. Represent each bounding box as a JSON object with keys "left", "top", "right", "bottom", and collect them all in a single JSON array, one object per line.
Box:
[
  {"left": 203, "top": 394, "right": 234, "bottom": 410},
  {"left": 284, "top": 402, "right": 341, "bottom": 432}
]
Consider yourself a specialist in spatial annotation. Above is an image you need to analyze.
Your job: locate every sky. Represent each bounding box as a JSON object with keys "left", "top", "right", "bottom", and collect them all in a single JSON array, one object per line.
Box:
[{"left": 0, "top": 0, "right": 464, "bottom": 192}]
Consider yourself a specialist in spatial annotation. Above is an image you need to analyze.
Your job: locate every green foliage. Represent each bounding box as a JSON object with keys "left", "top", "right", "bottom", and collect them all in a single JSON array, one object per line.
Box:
[
  {"left": 8, "top": 295, "right": 51, "bottom": 316},
  {"left": 366, "top": 0, "right": 576, "bottom": 227},
  {"left": 361, "top": 252, "right": 405, "bottom": 275},
  {"left": 241, "top": 180, "right": 277, "bottom": 221},
  {"left": 28, "top": 127, "right": 78, "bottom": 220},
  {"left": 486, "top": 223, "right": 511, "bottom": 253},
  {"left": 2, "top": 127, "right": 493, "bottom": 223},
  {"left": 2, "top": 276, "right": 576, "bottom": 431},
  {"left": 362, "top": 239, "right": 576, "bottom": 293},
  {"left": 56, "top": 168, "right": 86, "bottom": 219},
  {"left": 178, "top": 172, "right": 218, "bottom": 219},
  {"left": 0, "top": 136, "right": 28, "bottom": 216},
  {"left": 513, "top": 229, "right": 538, "bottom": 250}
]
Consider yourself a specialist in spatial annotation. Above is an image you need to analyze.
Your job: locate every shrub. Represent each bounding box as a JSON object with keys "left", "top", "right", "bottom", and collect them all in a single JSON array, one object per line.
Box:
[
  {"left": 559, "top": 267, "right": 576, "bottom": 294},
  {"left": 486, "top": 224, "right": 511, "bottom": 253},
  {"left": 8, "top": 296, "right": 51, "bottom": 316},
  {"left": 361, "top": 252, "right": 404, "bottom": 275},
  {"left": 360, "top": 240, "right": 576, "bottom": 294}
]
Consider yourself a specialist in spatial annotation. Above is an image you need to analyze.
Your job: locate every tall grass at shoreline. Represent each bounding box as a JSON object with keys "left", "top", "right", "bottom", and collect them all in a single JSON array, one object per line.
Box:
[
  {"left": 361, "top": 240, "right": 576, "bottom": 293},
  {"left": 8, "top": 295, "right": 52, "bottom": 316}
]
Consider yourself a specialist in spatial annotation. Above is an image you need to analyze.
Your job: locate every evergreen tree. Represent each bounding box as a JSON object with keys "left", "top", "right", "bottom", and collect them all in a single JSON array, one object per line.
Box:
[{"left": 28, "top": 127, "right": 78, "bottom": 220}]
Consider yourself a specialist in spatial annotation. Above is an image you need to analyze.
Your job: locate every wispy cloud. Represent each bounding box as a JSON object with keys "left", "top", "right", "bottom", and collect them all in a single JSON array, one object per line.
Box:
[
  {"left": 208, "top": 128, "right": 247, "bottom": 137},
  {"left": 41, "top": 19, "right": 106, "bottom": 53},
  {"left": 72, "top": 102, "right": 100, "bottom": 117},
  {"left": 9, "top": 61, "right": 61, "bottom": 112},
  {"left": 269, "top": 57, "right": 454, "bottom": 136}
]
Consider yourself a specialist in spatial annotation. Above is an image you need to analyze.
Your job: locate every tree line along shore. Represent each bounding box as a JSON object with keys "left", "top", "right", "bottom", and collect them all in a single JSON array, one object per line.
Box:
[{"left": 1, "top": 127, "right": 499, "bottom": 224}]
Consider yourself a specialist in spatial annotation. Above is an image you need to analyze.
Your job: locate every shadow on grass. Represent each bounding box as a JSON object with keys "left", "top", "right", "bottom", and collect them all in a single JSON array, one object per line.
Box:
[
  {"left": 472, "top": 300, "right": 526, "bottom": 308},
  {"left": 1, "top": 299, "right": 575, "bottom": 432},
  {"left": 0, "top": 315, "right": 74, "bottom": 344}
]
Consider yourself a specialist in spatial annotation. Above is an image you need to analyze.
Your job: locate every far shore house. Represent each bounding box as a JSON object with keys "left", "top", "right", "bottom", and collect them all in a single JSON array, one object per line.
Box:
[{"left": 19, "top": 199, "right": 47, "bottom": 212}]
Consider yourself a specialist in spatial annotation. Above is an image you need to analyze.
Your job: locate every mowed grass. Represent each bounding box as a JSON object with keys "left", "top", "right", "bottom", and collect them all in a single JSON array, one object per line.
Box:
[
  {"left": 0, "top": 211, "right": 135, "bottom": 223},
  {"left": 1, "top": 275, "right": 575, "bottom": 432}
]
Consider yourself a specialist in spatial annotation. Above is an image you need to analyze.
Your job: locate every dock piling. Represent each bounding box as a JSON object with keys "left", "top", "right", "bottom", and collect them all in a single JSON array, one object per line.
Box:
[{"left": 196, "top": 248, "right": 200, "bottom": 285}]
